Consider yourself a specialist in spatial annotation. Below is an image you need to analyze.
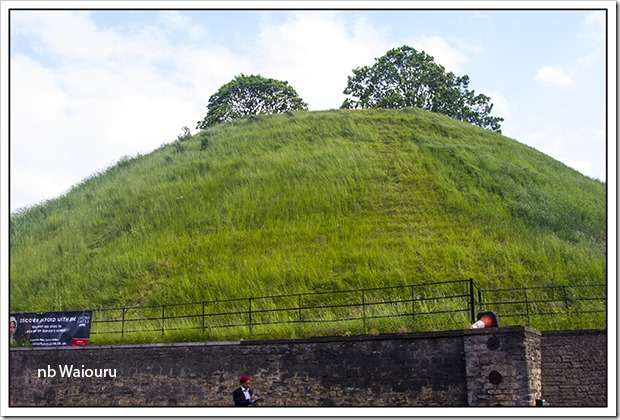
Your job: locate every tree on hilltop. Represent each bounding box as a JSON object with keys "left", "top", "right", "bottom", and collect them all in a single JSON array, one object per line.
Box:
[
  {"left": 196, "top": 74, "right": 308, "bottom": 129},
  {"left": 341, "top": 45, "right": 504, "bottom": 132}
]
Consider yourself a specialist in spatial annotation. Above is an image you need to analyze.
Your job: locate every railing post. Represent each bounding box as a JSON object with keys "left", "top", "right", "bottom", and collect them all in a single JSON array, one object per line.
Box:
[
  {"left": 121, "top": 308, "right": 125, "bottom": 337},
  {"left": 525, "top": 289, "right": 530, "bottom": 326},
  {"left": 361, "top": 290, "right": 366, "bottom": 332},
  {"left": 469, "top": 279, "right": 476, "bottom": 324},
  {"left": 162, "top": 305, "right": 165, "bottom": 336},
  {"left": 248, "top": 298, "right": 253, "bottom": 336},
  {"left": 411, "top": 285, "right": 415, "bottom": 322},
  {"left": 298, "top": 294, "right": 302, "bottom": 322},
  {"left": 202, "top": 301, "right": 206, "bottom": 333}
]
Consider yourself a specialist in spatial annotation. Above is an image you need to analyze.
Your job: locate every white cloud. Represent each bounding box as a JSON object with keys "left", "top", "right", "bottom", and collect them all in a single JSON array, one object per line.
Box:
[
  {"left": 168, "top": 46, "right": 255, "bottom": 103},
  {"left": 580, "top": 11, "right": 605, "bottom": 47},
  {"left": 409, "top": 35, "right": 469, "bottom": 73},
  {"left": 577, "top": 11, "right": 606, "bottom": 67},
  {"left": 13, "top": 11, "right": 130, "bottom": 63},
  {"left": 566, "top": 160, "right": 596, "bottom": 179},
  {"left": 511, "top": 121, "right": 606, "bottom": 181},
  {"left": 9, "top": 11, "right": 244, "bottom": 211},
  {"left": 480, "top": 89, "right": 511, "bottom": 119},
  {"left": 255, "top": 12, "right": 391, "bottom": 110},
  {"left": 535, "top": 65, "right": 574, "bottom": 88},
  {"left": 10, "top": 54, "right": 70, "bottom": 126}
]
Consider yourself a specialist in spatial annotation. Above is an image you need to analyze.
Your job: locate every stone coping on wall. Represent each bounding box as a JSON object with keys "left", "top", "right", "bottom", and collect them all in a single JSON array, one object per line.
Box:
[
  {"left": 8, "top": 340, "right": 242, "bottom": 351},
  {"left": 541, "top": 329, "right": 606, "bottom": 337},
  {"left": 464, "top": 325, "right": 541, "bottom": 337},
  {"left": 9, "top": 326, "right": 547, "bottom": 352}
]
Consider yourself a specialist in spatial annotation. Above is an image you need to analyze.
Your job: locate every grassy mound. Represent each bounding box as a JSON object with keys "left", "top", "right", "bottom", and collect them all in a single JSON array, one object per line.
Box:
[{"left": 10, "top": 108, "right": 605, "bottom": 338}]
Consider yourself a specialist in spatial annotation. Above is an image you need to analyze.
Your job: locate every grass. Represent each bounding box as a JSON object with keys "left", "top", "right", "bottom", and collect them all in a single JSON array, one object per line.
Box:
[{"left": 10, "top": 108, "right": 606, "bottom": 343}]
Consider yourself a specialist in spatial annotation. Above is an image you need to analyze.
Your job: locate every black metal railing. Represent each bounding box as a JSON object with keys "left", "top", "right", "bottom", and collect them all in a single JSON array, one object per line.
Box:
[
  {"left": 477, "top": 284, "right": 606, "bottom": 330},
  {"left": 90, "top": 279, "right": 481, "bottom": 339},
  {"left": 87, "top": 280, "right": 605, "bottom": 342}
]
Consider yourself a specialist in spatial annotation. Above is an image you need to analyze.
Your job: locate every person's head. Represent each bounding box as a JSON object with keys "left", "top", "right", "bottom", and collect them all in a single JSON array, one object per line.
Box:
[
  {"left": 9, "top": 317, "right": 16, "bottom": 338},
  {"left": 239, "top": 375, "right": 251, "bottom": 388}
]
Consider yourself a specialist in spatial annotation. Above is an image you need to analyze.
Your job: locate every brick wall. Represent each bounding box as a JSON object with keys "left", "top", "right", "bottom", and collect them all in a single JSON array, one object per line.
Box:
[
  {"left": 9, "top": 328, "right": 606, "bottom": 407},
  {"left": 541, "top": 330, "right": 607, "bottom": 406}
]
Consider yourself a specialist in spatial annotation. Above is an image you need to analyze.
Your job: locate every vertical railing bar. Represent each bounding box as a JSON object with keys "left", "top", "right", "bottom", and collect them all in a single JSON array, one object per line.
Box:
[
  {"left": 469, "top": 278, "right": 476, "bottom": 324},
  {"left": 411, "top": 285, "right": 415, "bottom": 323},
  {"left": 161, "top": 305, "right": 165, "bottom": 336},
  {"left": 248, "top": 298, "right": 253, "bottom": 336},
  {"left": 563, "top": 286, "right": 572, "bottom": 327},
  {"left": 202, "top": 301, "right": 206, "bottom": 333},
  {"left": 524, "top": 289, "right": 530, "bottom": 327},
  {"left": 121, "top": 307, "right": 125, "bottom": 337},
  {"left": 361, "top": 290, "right": 366, "bottom": 332},
  {"left": 298, "top": 294, "right": 302, "bottom": 323}
]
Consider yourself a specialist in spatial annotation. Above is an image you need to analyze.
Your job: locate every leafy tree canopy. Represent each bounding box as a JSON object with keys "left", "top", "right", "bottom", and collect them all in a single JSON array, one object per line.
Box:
[
  {"left": 197, "top": 74, "right": 308, "bottom": 129},
  {"left": 341, "top": 46, "right": 504, "bottom": 132}
]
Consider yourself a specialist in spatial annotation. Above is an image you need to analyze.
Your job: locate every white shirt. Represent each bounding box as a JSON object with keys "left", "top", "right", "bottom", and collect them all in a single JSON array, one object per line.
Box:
[{"left": 241, "top": 386, "right": 251, "bottom": 402}]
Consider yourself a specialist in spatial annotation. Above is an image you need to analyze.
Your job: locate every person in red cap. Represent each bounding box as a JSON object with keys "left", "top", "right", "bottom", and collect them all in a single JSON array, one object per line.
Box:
[{"left": 233, "top": 375, "right": 260, "bottom": 406}]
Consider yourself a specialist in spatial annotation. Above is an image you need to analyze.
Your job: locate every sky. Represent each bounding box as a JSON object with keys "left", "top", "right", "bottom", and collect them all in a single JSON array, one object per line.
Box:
[{"left": 4, "top": 1, "right": 614, "bottom": 213}]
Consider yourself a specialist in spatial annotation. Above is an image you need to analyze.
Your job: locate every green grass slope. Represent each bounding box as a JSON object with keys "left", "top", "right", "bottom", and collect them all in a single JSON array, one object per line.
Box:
[{"left": 10, "top": 108, "right": 606, "bottom": 320}]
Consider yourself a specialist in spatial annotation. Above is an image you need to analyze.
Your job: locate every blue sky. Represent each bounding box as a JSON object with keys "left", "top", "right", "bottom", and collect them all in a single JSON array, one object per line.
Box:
[{"left": 5, "top": 3, "right": 613, "bottom": 212}]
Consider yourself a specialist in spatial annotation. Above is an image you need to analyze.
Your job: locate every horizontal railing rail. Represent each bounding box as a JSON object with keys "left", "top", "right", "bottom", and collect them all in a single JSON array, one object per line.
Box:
[{"left": 84, "top": 280, "right": 605, "bottom": 341}]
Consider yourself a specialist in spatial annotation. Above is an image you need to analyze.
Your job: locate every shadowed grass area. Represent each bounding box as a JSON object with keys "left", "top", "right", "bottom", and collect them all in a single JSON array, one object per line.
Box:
[{"left": 10, "top": 108, "right": 606, "bottom": 343}]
